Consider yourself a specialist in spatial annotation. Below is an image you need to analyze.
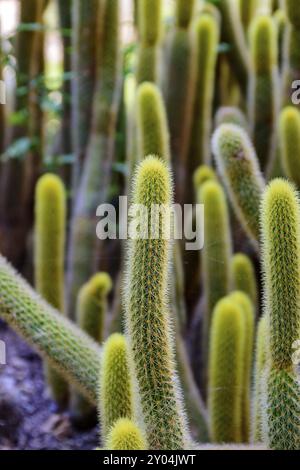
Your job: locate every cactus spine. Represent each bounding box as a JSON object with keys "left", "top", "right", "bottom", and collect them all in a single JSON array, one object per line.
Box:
[
  {"left": 188, "top": 14, "right": 219, "bottom": 173},
  {"left": 231, "top": 253, "right": 258, "bottom": 308},
  {"left": 261, "top": 179, "right": 300, "bottom": 449},
  {"left": 0, "top": 255, "right": 102, "bottom": 404},
  {"left": 71, "top": 273, "right": 112, "bottom": 426},
  {"left": 279, "top": 106, "right": 300, "bottom": 187},
  {"left": 136, "top": 0, "right": 162, "bottom": 84},
  {"left": 106, "top": 419, "right": 146, "bottom": 450},
  {"left": 212, "top": 124, "right": 266, "bottom": 246},
  {"left": 208, "top": 297, "right": 245, "bottom": 443},
  {"left": 34, "top": 174, "right": 68, "bottom": 407},
  {"left": 252, "top": 315, "right": 268, "bottom": 443},
  {"left": 125, "top": 156, "right": 188, "bottom": 450},
  {"left": 248, "top": 15, "right": 279, "bottom": 173},
  {"left": 137, "top": 82, "right": 170, "bottom": 162},
  {"left": 164, "top": 0, "right": 196, "bottom": 204},
  {"left": 199, "top": 181, "right": 232, "bottom": 390},
  {"left": 230, "top": 292, "right": 255, "bottom": 443},
  {"left": 99, "top": 334, "right": 134, "bottom": 442}
]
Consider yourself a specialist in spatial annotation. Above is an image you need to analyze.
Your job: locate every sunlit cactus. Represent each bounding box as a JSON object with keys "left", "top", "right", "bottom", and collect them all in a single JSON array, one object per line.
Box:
[
  {"left": 106, "top": 419, "right": 147, "bottom": 450},
  {"left": 231, "top": 253, "right": 258, "bottom": 308},
  {"left": 279, "top": 106, "right": 300, "bottom": 187}
]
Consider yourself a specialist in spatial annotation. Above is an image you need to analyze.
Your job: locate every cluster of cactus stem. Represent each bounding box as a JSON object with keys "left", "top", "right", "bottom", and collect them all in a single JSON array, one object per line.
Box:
[{"left": 0, "top": 0, "right": 300, "bottom": 452}]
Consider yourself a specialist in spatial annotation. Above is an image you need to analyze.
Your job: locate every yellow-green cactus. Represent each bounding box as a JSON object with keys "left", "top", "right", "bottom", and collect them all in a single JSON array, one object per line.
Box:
[
  {"left": 208, "top": 297, "right": 245, "bottom": 443},
  {"left": 99, "top": 334, "right": 134, "bottom": 442},
  {"left": 231, "top": 253, "right": 258, "bottom": 308},
  {"left": 106, "top": 419, "right": 147, "bottom": 450},
  {"left": 279, "top": 106, "right": 300, "bottom": 187},
  {"left": 34, "top": 173, "right": 68, "bottom": 408}
]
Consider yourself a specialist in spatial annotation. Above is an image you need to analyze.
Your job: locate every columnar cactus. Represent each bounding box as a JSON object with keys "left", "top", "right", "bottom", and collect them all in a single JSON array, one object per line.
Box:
[
  {"left": 199, "top": 181, "right": 232, "bottom": 389},
  {"left": 261, "top": 179, "right": 300, "bottom": 450},
  {"left": 215, "top": 106, "right": 248, "bottom": 131},
  {"left": 279, "top": 106, "right": 300, "bottom": 187},
  {"left": 231, "top": 253, "right": 258, "bottom": 307},
  {"left": 239, "top": 0, "right": 257, "bottom": 33},
  {"left": 165, "top": 0, "right": 196, "bottom": 204},
  {"left": 99, "top": 334, "right": 134, "bottom": 441},
  {"left": 137, "top": 82, "right": 170, "bottom": 162},
  {"left": 136, "top": 0, "right": 162, "bottom": 84},
  {"left": 193, "top": 165, "right": 217, "bottom": 190},
  {"left": 252, "top": 315, "right": 268, "bottom": 443},
  {"left": 212, "top": 124, "right": 266, "bottom": 246},
  {"left": 125, "top": 156, "right": 188, "bottom": 450},
  {"left": 216, "top": 0, "right": 250, "bottom": 94},
  {"left": 188, "top": 13, "right": 219, "bottom": 172},
  {"left": 67, "top": 0, "right": 121, "bottom": 319},
  {"left": 248, "top": 15, "right": 279, "bottom": 173},
  {"left": 0, "top": 255, "right": 102, "bottom": 404},
  {"left": 230, "top": 292, "right": 255, "bottom": 443},
  {"left": 106, "top": 419, "right": 146, "bottom": 450},
  {"left": 282, "top": 0, "right": 300, "bottom": 107},
  {"left": 208, "top": 297, "right": 245, "bottom": 443},
  {"left": 35, "top": 174, "right": 68, "bottom": 407},
  {"left": 71, "top": 273, "right": 112, "bottom": 426}
]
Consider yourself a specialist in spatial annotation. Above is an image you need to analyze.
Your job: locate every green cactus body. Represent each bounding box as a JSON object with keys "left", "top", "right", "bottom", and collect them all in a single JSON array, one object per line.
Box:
[
  {"left": 231, "top": 253, "right": 258, "bottom": 308},
  {"left": 35, "top": 174, "right": 68, "bottom": 407},
  {"left": 0, "top": 255, "right": 102, "bottom": 404},
  {"left": 188, "top": 14, "right": 219, "bottom": 173},
  {"left": 71, "top": 273, "right": 112, "bottom": 426},
  {"left": 208, "top": 297, "right": 245, "bottom": 443},
  {"left": 229, "top": 292, "right": 255, "bottom": 443},
  {"left": 199, "top": 181, "right": 232, "bottom": 391},
  {"left": 274, "top": 9, "right": 287, "bottom": 68},
  {"left": 165, "top": 1, "right": 196, "bottom": 204},
  {"left": 282, "top": 0, "right": 300, "bottom": 107},
  {"left": 136, "top": 0, "right": 162, "bottom": 84},
  {"left": 216, "top": 0, "right": 250, "bottom": 94},
  {"left": 67, "top": 0, "right": 121, "bottom": 320},
  {"left": 248, "top": 16, "right": 279, "bottom": 173},
  {"left": 137, "top": 82, "right": 170, "bottom": 162},
  {"left": 279, "top": 106, "right": 300, "bottom": 187},
  {"left": 252, "top": 315, "right": 268, "bottom": 443},
  {"left": 261, "top": 179, "right": 300, "bottom": 450},
  {"left": 99, "top": 334, "right": 134, "bottom": 441},
  {"left": 215, "top": 107, "right": 249, "bottom": 131},
  {"left": 239, "top": 0, "right": 257, "bottom": 33},
  {"left": 193, "top": 165, "right": 217, "bottom": 190},
  {"left": 106, "top": 419, "right": 146, "bottom": 450},
  {"left": 125, "top": 156, "right": 188, "bottom": 450},
  {"left": 212, "top": 124, "right": 266, "bottom": 246}
]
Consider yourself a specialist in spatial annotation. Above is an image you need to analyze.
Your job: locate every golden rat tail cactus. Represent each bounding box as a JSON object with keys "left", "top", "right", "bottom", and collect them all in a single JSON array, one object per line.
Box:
[
  {"left": 231, "top": 253, "right": 258, "bottom": 308},
  {"left": 106, "top": 419, "right": 147, "bottom": 450},
  {"left": 125, "top": 156, "right": 188, "bottom": 450},
  {"left": 261, "top": 179, "right": 300, "bottom": 450},
  {"left": 279, "top": 106, "right": 300, "bottom": 187},
  {"left": 34, "top": 173, "right": 69, "bottom": 408}
]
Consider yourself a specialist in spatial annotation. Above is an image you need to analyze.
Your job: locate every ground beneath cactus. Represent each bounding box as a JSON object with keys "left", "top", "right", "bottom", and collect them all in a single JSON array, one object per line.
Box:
[{"left": 0, "top": 321, "right": 99, "bottom": 450}]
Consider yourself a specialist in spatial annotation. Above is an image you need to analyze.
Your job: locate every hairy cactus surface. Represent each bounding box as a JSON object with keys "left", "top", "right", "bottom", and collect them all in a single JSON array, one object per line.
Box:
[
  {"left": 248, "top": 15, "right": 279, "bottom": 173},
  {"left": 212, "top": 124, "right": 265, "bottom": 246},
  {"left": 199, "top": 181, "right": 232, "bottom": 390},
  {"left": 71, "top": 273, "right": 112, "bottom": 426},
  {"left": 99, "top": 334, "right": 134, "bottom": 441},
  {"left": 106, "top": 419, "right": 146, "bottom": 450},
  {"left": 252, "top": 315, "right": 268, "bottom": 443},
  {"left": 230, "top": 292, "right": 255, "bottom": 443},
  {"left": 125, "top": 156, "right": 188, "bottom": 450},
  {"left": 279, "top": 106, "right": 300, "bottom": 187},
  {"left": 0, "top": 255, "right": 101, "bottom": 404},
  {"left": 231, "top": 253, "right": 258, "bottom": 307},
  {"left": 261, "top": 179, "right": 300, "bottom": 450},
  {"left": 35, "top": 174, "right": 68, "bottom": 407},
  {"left": 208, "top": 297, "right": 245, "bottom": 443},
  {"left": 137, "top": 82, "right": 170, "bottom": 162}
]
